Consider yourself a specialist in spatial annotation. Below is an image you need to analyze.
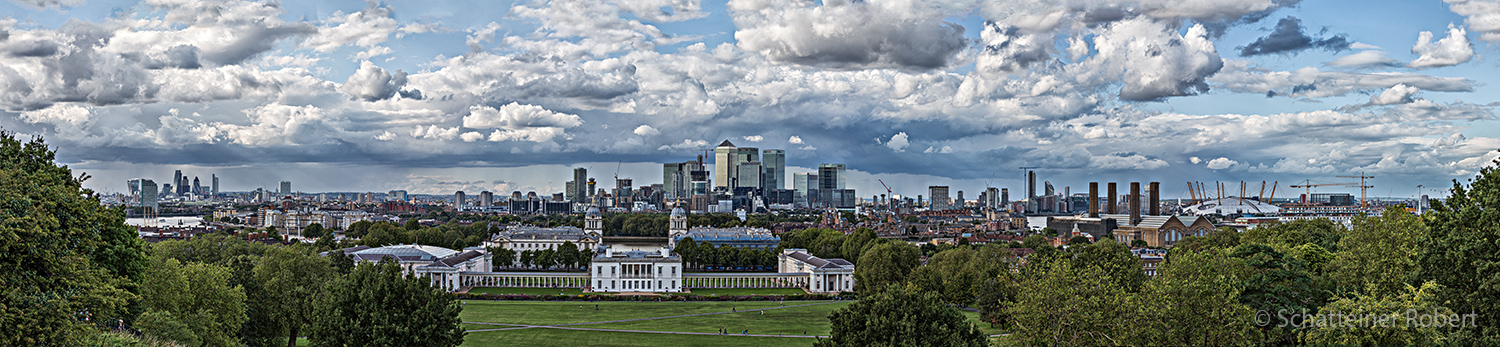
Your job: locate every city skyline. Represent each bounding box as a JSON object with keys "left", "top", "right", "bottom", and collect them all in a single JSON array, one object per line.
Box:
[{"left": 1, "top": 0, "right": 1496, "bottom": 200}]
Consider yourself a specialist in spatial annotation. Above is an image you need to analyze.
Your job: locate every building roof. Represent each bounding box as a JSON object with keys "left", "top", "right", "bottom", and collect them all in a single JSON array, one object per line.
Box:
[
  {"left": 676, "top": 227, "right": 778, "bottom": 243},
  {"left": 586, "top": 206, "right": 601, "bottom": 217},
  {"left": 422, "top": 250, "right": 486, "bottom": 268},
  {"left": 347, "top": 244, "right": 459, "bottom": 262},
  {"left": 784, "top": 250, "right": 853, "bottom": 270},
  {"left": 718, "top": 140, "right": 735, "bottom": 147},
  {"left": 1185, "top": 197, "right": 1281, "bottom": 215},
  {"left": 670, "top": 207, "right": 686, "bottom": 218},
  {"left": 497, "top": 226, "right": 600, "bottom": 242}
]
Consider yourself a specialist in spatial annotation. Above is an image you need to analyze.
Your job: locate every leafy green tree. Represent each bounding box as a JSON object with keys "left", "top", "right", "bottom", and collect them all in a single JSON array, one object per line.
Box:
[
  {"left": 328, "top": 250, "right": 355, "bottom": 275},
  {"left": 1008, "top": 252, "right": 1132, "bottom": 345},
  {"left": 310, "top": 260, "right": 465, "bottom": 347},
  {"left": 1230, "top": 243, "right": 1330, "bottom": 344},
  {"left": 1243, "top": 218, "right": 1345, "bottom": 252},
  {"left": 1305, "top": 281, "right": 1455, "bottom": 345},
  {"left": 1022, "top": 234, "right": 1050, "bottom": 252},
  {"left": 1415, "top": 156, "right": 1500, "bottom": 343},
  {"left": 254, "top": 247, "right": 335, "bottom": 347},
  {"left": 816, "top": 284, "right": 987, "bottom": 347},
  {"left": 0, "top": 130, "right": 144, "bottom": 345},
  {"left": 139, "top": 257, "right": 247, "bottom": 346},
  {"left": 1128, "top": 250, "right": 1255, "bottom": 346},
  {"left": 1073, "top": 239, "right": 1147, "bottom": 293},
  {"left": 303, "top": 223, "right": 325, "bottom": 238},
  {"left": 1329, "top": 206, "right": 1424, "bottom": 296},
  {"left": 840, "top": 228, "right": 877, "bottom": 263},
  {"left": 404, "top": 219, "right": 421, "bottom": 231},
  {"left": 1067, "top": 235, "right": 1091, "bottom": 246},
  {"left": 854, "top": 243, "right": 920, "bottom": 293},
  {"left": 345, "top": 220, "right": 372, "bottom": 238}
]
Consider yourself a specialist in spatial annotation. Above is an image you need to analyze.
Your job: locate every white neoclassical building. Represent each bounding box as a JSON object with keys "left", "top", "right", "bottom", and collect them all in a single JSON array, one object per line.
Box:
[
  {"left": 589, "top": 247, "right": 683, "bottom": 293},
  {"left": 324, "top": 244, "right": 493, "bottom": 292},
  {"left": 779, "top": 248, "right": 856, "bottom": 293}
]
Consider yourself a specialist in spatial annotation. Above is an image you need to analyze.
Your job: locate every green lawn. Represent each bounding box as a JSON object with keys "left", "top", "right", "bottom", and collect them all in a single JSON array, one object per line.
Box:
[
  {"left": 683, "top": 288, "right": 809, "bottom": 296},
  {"left": 585, "top": 302, "right": 850, "bottom": 336},
  {"left": 960, "top": 309, "right": 1009, "bottom": 336},
  {"left": 459, "top": 300, "right": 792, "bottom": 326},
  {"left": 466, "top": 287, "right": 591, "bottom": 296},
  {"left": 463, "top": 327, "right": 816, "bottom": 347}
]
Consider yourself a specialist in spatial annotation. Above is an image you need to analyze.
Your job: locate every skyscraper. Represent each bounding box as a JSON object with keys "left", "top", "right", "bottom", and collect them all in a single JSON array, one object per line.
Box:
[
  {"left": 127, "top": 178, "right": 143, "bottom": 196},
  {"left": 140, "top": 179, "right": 158, "bottom": 209},
  {"left": 714, "top": 140, "right": 736, "bottom": 189},
  {"left": 793, "top": 172, "right": 818, "bottom": 208},
  {"left": 211, "top": 174, "right": 219, "bottom": 196},
  {"left": 480, "top": 191, "right": 493, "bottom": 207},
  {"left": 736, "top": 161, "right": 762, "bottom": 190},
  {"left": 455, "top": 191, "right": 466, "bottom": 207},
  {"left": 570, "top": 167, "right": 588, "bottom": 203},
  {"left": 279, "top": 181, "right": 292, "bottom": 196},
  {"left": 191, "top": 177, "right": 201, "bottom": 196},
  {"left": 928, "top": 186, "right": 951, "bottom": 210},
  {"left": 762, "top": 149, "right": 784, "bottom": 191},
  {"left": 817, "top": 164, "right": 849, "bottom": 208},
  {"left": 663, "top": 161, "right": 703, "bottom": 205},
  {"left": 173, "top": 170, "right": 183, "bottom": 195},
  {"left": 179, "top": 176, "right": 190, "bottom": 196}
]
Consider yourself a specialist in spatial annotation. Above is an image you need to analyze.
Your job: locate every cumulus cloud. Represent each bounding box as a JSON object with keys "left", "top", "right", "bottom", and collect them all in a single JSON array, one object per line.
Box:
[
  {"left": 10, "top": 0, "right": 83, "bottom": 9},
  {"left": 1238, "top": 16, "right": 1351, "bottom": 56},
  {"left": 788, "top": 136, "right": 804, "bottom": 144},
  {"left": 742, "top": 135, "right": 763, "bottom": 142},
  {"left": 886, "top": 132, "right": 909, "bottom": 152},
  {"left": 730, "top": 0, "right": 967, "bottom": 70},
  {"left": 1189, "top": 157, "right": 1203, "bottom": 164},
  {"left": 1409, "top": 24, "right": 1475, "bottom": 68},
  {"left": 976, "top": 22, "right": 1051, "bottom": 74},
  {"left": 1370, "top": 84, "right": 1420, "bottom": 105},
  {"left": 302, "top": 1, "right": 402, "bottom": 56},
  {"left": 341, "top": 61, "right": 408, "bottom": 101},
  {"left": 463, "top": 103, "right": 583, "bottom": 143},
  {"left": 1212, "top": 60, "right": 1475, "bottom": 99},
  {"left": 1443, "top": 0, "right": 1500, "bottom": 42},
  {"left": 633, "top": 125, "right": 659, "bottom": 136},
  {"left": 658, "top": 139, "right": 709, "bottom": 151},
  {"left": 1089, "top": 19, "right": 1225, "bottom": 101},
  {"left": 1206, "top": 157, "right": 1239, "bottom": 169}
]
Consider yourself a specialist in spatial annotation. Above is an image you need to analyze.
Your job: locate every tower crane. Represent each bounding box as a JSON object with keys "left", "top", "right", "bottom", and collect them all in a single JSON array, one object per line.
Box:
[
  {"left": 1289, "top": 179, "right": 1358, "bottom": 204},
  {"left": 877, "top": 179, "right": 894, "bottom": 209},
  {"left": 1336, "top": 172, "right": 1375, "bottom": 209}
]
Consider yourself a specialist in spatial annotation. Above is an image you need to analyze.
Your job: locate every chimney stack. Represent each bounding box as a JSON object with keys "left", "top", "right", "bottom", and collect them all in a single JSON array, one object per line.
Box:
[
  {"left": 1130, "top": 182, "right": 1141, "bottom": 225},
  {"left": 1149, "top": 182, "right": 1160, "bottom": 216},
  {"left": 1107, "top": 182, "right": 1118, "bottom": 214},
  {"left": 1088, "top": 182, "right": 1099, "bottom": 218}
]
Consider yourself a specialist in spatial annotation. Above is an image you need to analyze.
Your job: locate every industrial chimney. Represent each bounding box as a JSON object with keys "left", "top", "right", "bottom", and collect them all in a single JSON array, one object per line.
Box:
[
  {"left": 1149, "top": 182, "right": 1160, "bottom": 216},
  {"left": 1107, "top": 182, "right": 1118, "bottom": 214},
  {"left": 1088, "top": 182, "right": 1099, "bottom": 218},
  {"left": 1130, "top": 182, "right": 1141, "bottom": 226}
]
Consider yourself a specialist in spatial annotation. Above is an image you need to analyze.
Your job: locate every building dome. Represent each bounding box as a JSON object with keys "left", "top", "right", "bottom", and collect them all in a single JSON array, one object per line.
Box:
[
  {"left": 1185, "top": 197, "right": 1281, "bottom": 215},
  {"left": 586, "top": 206, "right": 601, "bottom": 217},
  {"left": 670, "top": 207, "right": 686, "bottom": 218}
]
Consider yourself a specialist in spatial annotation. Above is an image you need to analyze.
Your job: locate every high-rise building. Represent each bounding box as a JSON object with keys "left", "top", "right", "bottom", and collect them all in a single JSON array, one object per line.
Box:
[
  {"left": 179, "top": 176, "right": 190, "bottom": 196},
  {"left": 928, "top": 186, "right": 951, "bottom": 210},
  {"left": 211, "top": 175, "right": 219, "bottom": 196},
  {"left": 127, "top": 178, "right": 143, "bottom": 196},
  {"left": 455, "top": 191, "right": 466, "bottom": 207},
  {"left": 389, "top": 190, "right": 408, "bottom": 201},
  {"left": 956, "top": 191, "right": 964, "bottom": 208},
  {"left": 570, "top": 167, "right": 588, "bottom": 202},
  {"left": 480, "top": 191, "right": 494, "bottom": 207},
  {"left": 985, "top": 187, "right": 1000, "bottom": 209},
  {"left": 736, "top": 161, "right": 763, "bottom": 190},
  {"left": 793, "top": 172, "right": 817, "bottom": 207},
  {"left": 1001, "top": 188, "right": 1010, "bottom": 209},
  {"left": 173, "top": 170, "right": 183, "bottom": 195},
  {"left": 279, "top": 181, "right": 292, "bottom": 196},
  {"left": 762, "top": 149, "right": 785, "bottom": 191},
  {"left": 162, "top": 183, "right": 172, "bottom": 197},
  {"left": 663, "top": 161, "right": 703, "bottom": 205},
  {"left": 714, "top": 140, "right": 736, "bottom": 189},
  {"left": 191, "top": 177, "right": 201, "bottom": 196},
  {"left": 615, "top": 179, "right": 634, "bottom": 209},
  {"left": 140, "top": 179, "right": 158, "bottom": 209},
  {"left": 817, "top": 164, "right": 850, "bottom": 208}
]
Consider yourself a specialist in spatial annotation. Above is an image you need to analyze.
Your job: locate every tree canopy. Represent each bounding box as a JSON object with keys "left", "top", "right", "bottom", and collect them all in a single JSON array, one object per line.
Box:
[
  {"left": 816, "top": 284, "right": 988, "bottom": 347},
  {"left": 310, "top": 260, "right": 465, "bottom": 347}
]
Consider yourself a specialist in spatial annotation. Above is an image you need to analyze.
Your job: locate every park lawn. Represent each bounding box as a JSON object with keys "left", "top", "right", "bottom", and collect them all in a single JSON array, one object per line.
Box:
[
  {"left": 584, "top": 302, "right": 850, "bottom": 336},
  {"left": 460, "top": 300, "right": 793, "bottom": 326},
  {"left": 466, "top": 287, "right": 591, "bottom": 296},
  {"left": 684, "top": 288, "right": 809, "bottom": 296},
  {"left": 960, "top": 310, "right": 1008, "bottom": 336},
  {"left": 463, "top": 327, "right": 815, "bottom": 347}
]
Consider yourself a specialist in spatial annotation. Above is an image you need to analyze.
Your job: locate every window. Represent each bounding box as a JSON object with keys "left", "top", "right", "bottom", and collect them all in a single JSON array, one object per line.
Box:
[
  {"left": 597, "top": 266, "right": 602, "bottom": 274},
  {"left": 671, "top": 266, "right": 676, "bottom": 276}
]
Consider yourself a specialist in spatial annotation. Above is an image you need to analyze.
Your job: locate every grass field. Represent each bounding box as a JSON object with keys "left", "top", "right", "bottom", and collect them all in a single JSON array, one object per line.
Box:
[
  {"left": 466, "top": 287, "right": 591, "bottom": 296},
  {"left": 683, "top": 288, "right": 809, "bottom": 296},
  {"left": 458, "top": 300, "right": 1004, "bottom": 347}
]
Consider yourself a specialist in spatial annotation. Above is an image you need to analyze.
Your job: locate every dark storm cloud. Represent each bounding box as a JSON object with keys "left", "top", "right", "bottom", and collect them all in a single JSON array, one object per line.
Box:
[{"left": 1239, "top": 16, "right": 1352, "bottom": 56}]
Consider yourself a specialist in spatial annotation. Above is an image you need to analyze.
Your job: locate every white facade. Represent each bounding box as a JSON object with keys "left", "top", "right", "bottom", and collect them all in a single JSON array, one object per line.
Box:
[
  {"left": 589, "top": 247, "right": 683, "bottom": 293},
  {"left": 778, "top": 249, "right": 855, "bottom": 293}
]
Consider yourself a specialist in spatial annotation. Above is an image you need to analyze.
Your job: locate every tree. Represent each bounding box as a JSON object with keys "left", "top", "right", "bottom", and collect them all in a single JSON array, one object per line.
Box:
[
  {"left": 303, "top": 223, "right": 325, "bottom": 239},
  {"left": 138, "top": 257, "right": 247, "bottom": 346},
  {"left": 1415, "top": 155, "right": 1500, "bottom": 343},
  {"left": 0, "top": 130, "right": 144, "bottom": 345},
  {"left": 840, "top": 228, "right": 877, "bottom": 263},
  {"left": 1022, "top": 234, "right": 1050, "bottom": 252},
  {"left": 1008, "top": 252, "right": 1132, "bottom": 345},
  {"left": 1130, "top": 239, "right": 1149, "bottom": 248},
  {"left": 1073, "top": 239, "right": 1147, "bottom": 293},
  {"left": 404, "top": 219, "right": 421, "bottom": 231},
  {"left": 1230, "top": 243, "right": 1330, "bottom": 345},
  {"left": 1305, "top": 281, "right": 1454, "bottom": 345},
  {"left": 853, "top": 243, "right": 920, "bottom": 293},
  {"left": 1329, "top": 205, "right": 1424, "bottom": 296},
  {"left": 1128, "top": 250, "right": 1255, "bottom": 346},
  {"left": 816, "top": 284, "right": 987, "bottom": 347},
  {"left": 1067, "top": 235, "right": 1091, "bottom": 246},
  {"left": 310, "top": 260, "right": 465, "bottom": 347},
  {"left": 255, "top": 247, "right": 335, "bottom": 347},
  {"left": 345, "top": 220, "right": 373, "bottom": 238}
]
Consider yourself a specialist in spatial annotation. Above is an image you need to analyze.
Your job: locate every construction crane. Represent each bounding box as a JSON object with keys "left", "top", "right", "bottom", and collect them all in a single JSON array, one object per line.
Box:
[
  {"left": 877, "top": 179, "right": 894, "bottom": 209},
  {"left": 1290, "top": 179, "right": 1358, "bottom": 204},
  {"left": 1336, "top": 172, "right": 1375, "bottom": 209}
]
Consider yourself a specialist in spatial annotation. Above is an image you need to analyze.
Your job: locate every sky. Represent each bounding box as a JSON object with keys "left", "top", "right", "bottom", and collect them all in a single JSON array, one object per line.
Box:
[{"left": 1, "top": 0, "right": 1497, "bottom": 200}]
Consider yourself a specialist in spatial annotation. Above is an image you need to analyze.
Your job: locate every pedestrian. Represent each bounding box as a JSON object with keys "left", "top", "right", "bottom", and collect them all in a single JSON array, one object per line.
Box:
[{"left": 595, "top": 304, "right": 598, "bottom": 310}]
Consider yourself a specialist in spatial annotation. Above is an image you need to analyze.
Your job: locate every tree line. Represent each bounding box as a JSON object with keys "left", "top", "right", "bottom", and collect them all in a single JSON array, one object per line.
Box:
[{"left": 1, "top": 131, "right": 465, "bottom": 347}]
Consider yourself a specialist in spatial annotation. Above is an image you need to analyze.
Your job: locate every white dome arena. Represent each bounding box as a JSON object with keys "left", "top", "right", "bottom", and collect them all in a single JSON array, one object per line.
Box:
[{"left": 1185, "top": 197, "right": 1280, "bottom": 215}]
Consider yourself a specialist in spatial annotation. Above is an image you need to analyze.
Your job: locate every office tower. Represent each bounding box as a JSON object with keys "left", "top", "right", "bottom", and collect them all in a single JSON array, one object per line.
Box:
[
  {"left": 736, "top": 161, "right": 762, "bottom": 190},
  {"left": 481, "top": 191, "right": 494, "bottom": 207},
  {"left": 455, "top": 191, "right": 466, "bottom": 207},
  {"left": 179, "top": 176, "right": 190, "bottom": 196},
  {"left": 762, "top": 149, "right": 784, "bottom": 191},
  {"left": 389, "top": 190, "right": 408, "bottom": 201},
  {"left": 140, "top": 180, "right": 158, "bottom": 208},
  {"left": 956, "top": 191, "right": 964, "bottom": 208},
  {"left": 793, "top": 172, "right": 816, "bottom": 207},
  {"left": 127, "top": 178, "right": 143, "bottom": 196},
  {"left": 162, "top": 183, "right": 172, "bottom": 197},
  {"left": 279, "top": 181, "right": 292, "bottom": 195},
  {"left": 985, "top": 187, "right": 999, "bottom": 209},
  {"left": 173, "top": 170, "right": 183, "bottom": 195},
  {"left": 191, "top": 177, "right": 201, "bottom": 196},
  {"left": 1001, "top": 188, "right": 1009, "bottom": 207},
  {"left": 714, "top": 140, "right": 736, "bottom": 189},
  {"left": 615, "top": 179, "right": 633, "bottom": 209},
  {"left": 211, "top": 175, "right": 219, "bottom": 196},
  {"left": 570, "top": 167, "right": 588, "bottom": 202},
  {"left": 817, "top": 164, "right": 848, "bottom": 208},
  {"left": 663, "top": 161, "right": 703, "bottom": 204},
  {"left": 928, "top": 186, "right": 950, "bottom": 210},
  {"left": 586, "top": 179, "right": 596, "bottom": 199}
]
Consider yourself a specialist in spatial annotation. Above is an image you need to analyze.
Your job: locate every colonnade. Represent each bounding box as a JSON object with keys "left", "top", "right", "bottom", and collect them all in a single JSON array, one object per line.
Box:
[
  {"left": 459, "top": 272, "right": 590, "bottom": 288},
  {"left": 681, "top": 274, "right": 806, "bottom": 289}
]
